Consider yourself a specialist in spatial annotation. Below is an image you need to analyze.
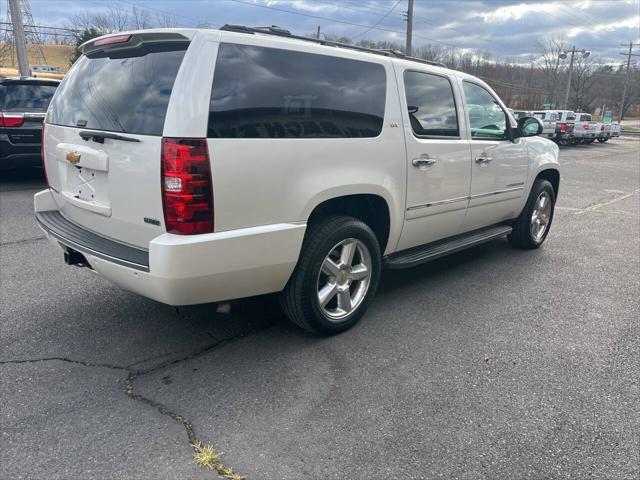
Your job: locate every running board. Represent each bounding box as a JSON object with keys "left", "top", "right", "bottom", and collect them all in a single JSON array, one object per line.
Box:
[{"left": 385, "top": 225, "right": 513, "bottom": 269}]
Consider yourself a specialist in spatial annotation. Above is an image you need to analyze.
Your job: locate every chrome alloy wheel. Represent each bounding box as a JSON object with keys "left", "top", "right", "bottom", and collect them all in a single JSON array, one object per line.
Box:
[
  {"left": 316, "top": 238, "right": 372, "bottom": 322},
  {"left": 531, "top": 191, "right": 552, "bottom": 241}
]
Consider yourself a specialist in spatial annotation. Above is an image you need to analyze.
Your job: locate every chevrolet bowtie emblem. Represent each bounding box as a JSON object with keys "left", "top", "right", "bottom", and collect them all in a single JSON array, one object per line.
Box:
[{"left": 66, "top": 151, "right": 81, "bottom": 165}]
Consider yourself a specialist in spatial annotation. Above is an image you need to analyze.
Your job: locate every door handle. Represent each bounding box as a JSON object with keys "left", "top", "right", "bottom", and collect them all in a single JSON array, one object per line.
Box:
[
  {"left": 475, "top": 154, "right": 493, "bottom": 163},
  {"left": 412, "top": 154, "right": 436, "bottom": 169}
]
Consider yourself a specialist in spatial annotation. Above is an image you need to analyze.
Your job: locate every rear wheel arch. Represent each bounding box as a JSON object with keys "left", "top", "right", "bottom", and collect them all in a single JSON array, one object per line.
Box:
[{"left": 306, "top": 194, "right": 391, "bottom": 254}]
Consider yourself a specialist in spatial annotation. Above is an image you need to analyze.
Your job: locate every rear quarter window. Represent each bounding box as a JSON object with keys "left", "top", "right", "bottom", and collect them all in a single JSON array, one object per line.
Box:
[
  {"left": 0, "top": 82, "right": 57, "bottom": 112},
  {"left": 47, "top": 44, "right": 187, "bottom": 136},
  {"left": 208, "top": 44, "right": 387, "bottom": 138}
]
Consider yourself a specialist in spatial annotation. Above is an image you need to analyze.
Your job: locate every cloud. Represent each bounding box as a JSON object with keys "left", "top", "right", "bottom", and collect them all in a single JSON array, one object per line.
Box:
[
  {"left": 477, "top": 3, "right": 558, "bottom": 23},
  {"left": 27, "top": 0, "right": 640, "bottom": 64}
]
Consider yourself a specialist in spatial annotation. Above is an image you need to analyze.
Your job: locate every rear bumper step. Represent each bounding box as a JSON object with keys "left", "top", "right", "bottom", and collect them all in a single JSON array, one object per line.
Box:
[
  {"left": 36, "top": 210, "right": 149, "bottom": 272},
  {"left": 385, "top": 225, "right": 513, "bottom": 269}
]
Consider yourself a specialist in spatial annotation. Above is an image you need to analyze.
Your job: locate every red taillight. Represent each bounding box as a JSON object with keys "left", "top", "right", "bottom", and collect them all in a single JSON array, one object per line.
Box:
[
  {"left": 600, "top": 125, "right": 605, "bottom": 131},
  {"left": 41, "top": 124, "right": 49, "bottom": 187},
  {"left": 161, "top": 138, "right": 213, "bottom": 235},
  {"left": 560, "top": 123, "right": 567, "bottom": 133},
  {"left": 583, "top": 122, "right": 589, "bottom": 129},
  {"left": 94, "top": 34, "right": 131, "bottom": 47},
  {"left": 0, "top": 112, "right": 25, "bottom": 127}
]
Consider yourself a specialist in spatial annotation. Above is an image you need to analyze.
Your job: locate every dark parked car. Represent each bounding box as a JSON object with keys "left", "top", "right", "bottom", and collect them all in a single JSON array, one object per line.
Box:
[{"left": 1, "top": 76, "right": 60, "bottom": 171}]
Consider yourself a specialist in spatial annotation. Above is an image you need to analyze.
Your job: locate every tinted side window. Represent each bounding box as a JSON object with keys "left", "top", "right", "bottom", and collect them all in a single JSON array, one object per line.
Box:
[
  {"left": 403, "top": 71, "right": 458, "bottom": 137},
  {"left": 208, "top": 44, "right": 386, "bottom": 138},
  {"left": 1, "top": 83, "right": 57, "bottom": 112},
  {"left": 463, "top": 82, "right": 509, "bottom": 140},
  {"left": 47, "top": 45, "right": 187, "bottom": 135}
]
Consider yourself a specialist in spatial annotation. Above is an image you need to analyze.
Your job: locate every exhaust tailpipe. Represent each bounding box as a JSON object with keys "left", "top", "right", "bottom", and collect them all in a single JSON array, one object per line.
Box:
[{"left": 64, "top": 248, "right": 90, "bottom": 268}]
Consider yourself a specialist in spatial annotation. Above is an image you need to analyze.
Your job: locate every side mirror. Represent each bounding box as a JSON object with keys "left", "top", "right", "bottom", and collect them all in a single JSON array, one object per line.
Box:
[{"left": 517, "top": 116, "right": 543, "bottom": 137}]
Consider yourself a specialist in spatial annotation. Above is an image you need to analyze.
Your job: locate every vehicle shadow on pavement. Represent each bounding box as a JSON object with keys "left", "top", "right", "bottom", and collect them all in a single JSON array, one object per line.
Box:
[{"left": 0, "top": 166, "right": 46, "bottom": 191}]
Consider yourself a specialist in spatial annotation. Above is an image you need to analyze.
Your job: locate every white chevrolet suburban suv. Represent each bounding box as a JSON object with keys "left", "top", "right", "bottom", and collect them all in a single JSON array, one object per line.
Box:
[{"left": 36, "top": 27, "right": 560, "bottom": 335}]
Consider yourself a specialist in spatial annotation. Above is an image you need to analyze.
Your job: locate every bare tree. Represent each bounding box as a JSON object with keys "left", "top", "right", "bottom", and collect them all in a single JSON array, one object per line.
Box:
[
  {"left": 570, "top": 53, "right": 596, "bottom": 111},
  {"left": 90, "top": 6, "right": 130, "bottom": 33},
  {"left": 413, "top": 44, "right": 446, "bottom": 63},
  {"left": 536, "top": 39, "right": 567, "bottom": 108},
  {"left": 131, "top": 7, "right": 151, "bottom": 30},
  {"left": 66, "top": 12, "right": 100, "bottom": 39},
  {"left": 156, "top": 12, "right": 179, "bottom": 28}
]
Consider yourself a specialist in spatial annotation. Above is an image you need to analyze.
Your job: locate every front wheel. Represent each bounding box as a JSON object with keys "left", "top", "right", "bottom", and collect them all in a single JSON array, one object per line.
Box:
[
  {"left": 509, "top": 179, "right": 556, "bottom": 249},
  {"left": 281, "top": 215, "right": 382, "bottom": 335}
]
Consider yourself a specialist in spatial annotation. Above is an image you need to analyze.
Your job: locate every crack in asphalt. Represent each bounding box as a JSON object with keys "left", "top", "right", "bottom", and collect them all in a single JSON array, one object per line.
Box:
[
  {"left": 0, "top": 236, "right": 47, "bottom": 247},
  {"left": 0, "top": 318, "right": 275, "bottom": 480},
  {"left": 0, "top": 356, "right": 127, "bottom": 371}
]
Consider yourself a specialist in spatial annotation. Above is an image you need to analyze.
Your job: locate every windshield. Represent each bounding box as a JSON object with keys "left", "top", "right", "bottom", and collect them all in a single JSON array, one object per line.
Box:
[{"left": 47, "top": 45, "right": 187, "bottom": 136}]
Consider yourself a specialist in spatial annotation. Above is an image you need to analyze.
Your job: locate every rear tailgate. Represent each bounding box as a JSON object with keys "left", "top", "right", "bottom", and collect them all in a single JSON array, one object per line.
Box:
[{"left": 43, "top": 32, "right": 191, "bottom": 249}]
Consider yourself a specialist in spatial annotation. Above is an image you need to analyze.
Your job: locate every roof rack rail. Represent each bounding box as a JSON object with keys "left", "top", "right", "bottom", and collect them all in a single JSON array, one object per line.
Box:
[{"left": 219, "top": 24, "right": 447, "bottom": 68}]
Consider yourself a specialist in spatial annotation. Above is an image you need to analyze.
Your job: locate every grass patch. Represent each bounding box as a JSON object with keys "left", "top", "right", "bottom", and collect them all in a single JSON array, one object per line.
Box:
[
  {"left": 193, "top": 442, "right": 245, "bottom": 480},
  {"left": 0, "top": 43, "right": 74, "bottom": 72}
]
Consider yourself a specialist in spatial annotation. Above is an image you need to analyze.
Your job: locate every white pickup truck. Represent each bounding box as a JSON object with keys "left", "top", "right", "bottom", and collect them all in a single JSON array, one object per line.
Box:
[
  {"left": 596, "top": 122, "right": 611, "bottom": 142},
  {"left": 531, "top": 111, "right": 558, "bottom": 141},
  {"left": 534, "top": 110, "right": 576, "bottom": 146},
  {"left": 609, "top": 122, "right": 621, "bottom": 138},
  {"left": 573, "top": 113, "right": 598, "bottom": 144}
]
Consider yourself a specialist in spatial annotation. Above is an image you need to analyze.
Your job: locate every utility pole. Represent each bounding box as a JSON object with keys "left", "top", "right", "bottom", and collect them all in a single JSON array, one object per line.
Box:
[
  {"left": 405, "top": 0, "right": 413, "bottom": 56},
  {"left": 618, "top": 42, "right": 640, "bottom": 122},
  {"left": 8, "top": 0, "right": 29, "bottom": 76},
  {"left": 563, "top": 46, "right": 576, "bottom": 110},
  {"left": 316, "top": 25, "right": 321, "bottom": 40},
  {"left": 561, "top": 46, "right": 590, "bottom": 110}
]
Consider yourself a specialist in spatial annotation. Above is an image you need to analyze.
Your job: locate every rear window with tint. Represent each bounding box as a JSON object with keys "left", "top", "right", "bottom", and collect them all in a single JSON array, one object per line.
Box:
[
  {"left": 0, "top": 83, "right": 57, "bottom": 112},
  {"left": 208, "top": 44, "right": 386, "bottom": 138},
  {"left": 47, "top": 45, "right": 187, "bottom": 136},
  {"left": 579, "top": 114, "right": 592, "bottom": 121}
]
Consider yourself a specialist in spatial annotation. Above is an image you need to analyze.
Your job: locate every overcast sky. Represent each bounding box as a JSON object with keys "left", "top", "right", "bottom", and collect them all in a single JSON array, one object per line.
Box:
[{"left": 29, "top": 0, "right": 640, "bottom": 63}]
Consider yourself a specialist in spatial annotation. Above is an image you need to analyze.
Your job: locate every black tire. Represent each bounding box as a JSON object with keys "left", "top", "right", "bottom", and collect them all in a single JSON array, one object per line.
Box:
[
  {"left": 280, "top": 215, "right": 382, "bottom": 335},
  {"left": 597, "top": 137, "right": 608, "bottom": 143},
  {"left": 508, "top": 179, "right": 556, "bottom": 249}
]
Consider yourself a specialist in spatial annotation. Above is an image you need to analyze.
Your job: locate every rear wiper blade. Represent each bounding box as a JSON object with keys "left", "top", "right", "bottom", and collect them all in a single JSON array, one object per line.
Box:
[{"left": 79, "top": 130, "right": 140, "bottom": 143}]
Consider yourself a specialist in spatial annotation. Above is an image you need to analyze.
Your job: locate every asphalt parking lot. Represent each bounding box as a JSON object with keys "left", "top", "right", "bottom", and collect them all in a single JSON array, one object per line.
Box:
[{"left": 1, "top": 138, "right": 638, "bottom": 480}]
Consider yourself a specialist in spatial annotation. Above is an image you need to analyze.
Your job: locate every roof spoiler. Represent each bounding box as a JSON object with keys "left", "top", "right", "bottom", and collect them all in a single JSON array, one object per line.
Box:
[{"left": 80, "top": 32, "right": 190, "bottom": 58}]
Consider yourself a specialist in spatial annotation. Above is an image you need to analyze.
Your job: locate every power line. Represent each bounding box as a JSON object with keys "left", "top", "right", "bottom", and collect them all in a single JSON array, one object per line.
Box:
[
  {"left": 544, "top": 4, "right": 623, "bottom": 45},
  {"left": 0, "top": 27, "right": 76, "bottom": 37},
  {"left": 321, "top": 0, "right": 507, "bottom": 49},
  {"left": 0, "top": 21, "right": 80, "bottom": 32},
  {"left": 353, "top": 0, "right": 402, "bottom": 40},
  {"left": 228, "top": 0, "right": 495, "bottom": 57}
]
